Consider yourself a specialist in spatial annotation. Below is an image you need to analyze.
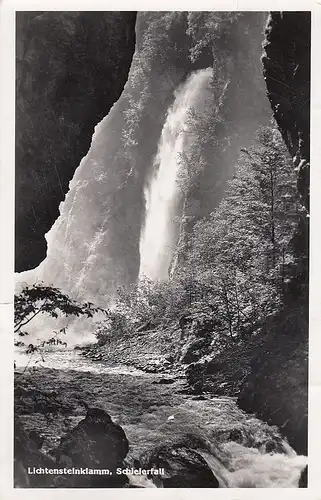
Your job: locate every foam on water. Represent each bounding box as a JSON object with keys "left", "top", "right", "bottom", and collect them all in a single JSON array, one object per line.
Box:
[
  {"left": 15, "top": 348, "right": 148, "bottom": 377},
  {"left": 15, "top": 348, "right": 306, "bottom": 488}
]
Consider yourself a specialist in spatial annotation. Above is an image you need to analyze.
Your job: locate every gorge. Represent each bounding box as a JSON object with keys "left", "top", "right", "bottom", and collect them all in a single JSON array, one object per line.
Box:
[
  {"left": 15, "top": 11, "right": 310, "bottom": 488},
  {"left": 18, "top": 12, "right": 271, "bottom": 302}
]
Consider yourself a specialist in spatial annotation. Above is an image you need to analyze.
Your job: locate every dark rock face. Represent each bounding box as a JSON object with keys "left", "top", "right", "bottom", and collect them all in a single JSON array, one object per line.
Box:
[
  {"left": 28, "top": 430, "right": 44, "bottom": 449},
  {"left": 262, "top": 12, "right": 311, "bottom": 210},
  {"left": 152, "top": 378, "right": 175, "bottom": 385},
  {"left": 181, "top": 340, "right": 207, "bottom": 365},
  {"left": 237, "top": 12, "right": 310, "bottom": 457},
  {"left": 15, "top": 12, "right": 137, "bottom": 271},
  {"left": 15, "top": 408, "right": 130, "bottom": 488},
  {"left": 262, "top": 13, "right": 310, "bottom": 300},
  {"left": 238, "top": 301, "right": 308, "bottom": 455},
  {"left": 55, "top": 407, "right": 129, "bottom": 487},
  {"left": 299, "top": 465, "right": 307, "bottom": 488},
  {"left": 14, "top": 416, "right": 56, "bottom": 487},
  {"left": 140, "top": 443, "right": 219, "bottom": 488}
]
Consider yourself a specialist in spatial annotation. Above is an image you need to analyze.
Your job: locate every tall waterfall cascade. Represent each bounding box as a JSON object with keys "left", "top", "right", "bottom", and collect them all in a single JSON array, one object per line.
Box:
[
  {"left": 139, "top": 68, "right": 213, "bottom": 281},
  {"left": 15, "top": 68, "right": 213, "bottom": 342},
  {"left": 17, "top": 68, "right": 214, "bottom": 300}
]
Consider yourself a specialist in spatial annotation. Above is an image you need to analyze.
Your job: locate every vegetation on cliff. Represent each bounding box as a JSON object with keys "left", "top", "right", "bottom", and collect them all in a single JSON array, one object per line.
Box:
[
  {"left": 94, "top": 125, "right": 301, "bottom": 348},
  {"left": 15, "top": 11, "right": 309, "bottom": 461},
  {"left": 88, "top": 123, "right": 307, "bottom": 456}
]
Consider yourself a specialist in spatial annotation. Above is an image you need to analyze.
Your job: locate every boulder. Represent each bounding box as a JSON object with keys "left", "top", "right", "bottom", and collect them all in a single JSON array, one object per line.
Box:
[
  {"left": 140, "top": 443, "right": 219, "bottom": 488},
  {"left": 28, "top": 430, "right": 44, "bottom": 449},
  {"left": 185, "top": 361, "right": 207, "bottom": 394},
  {"left": 55, "top": 407, "right": 129, "bottom": 487},
  {"left": 14, "top": 417, "right": 55, "bottom": 487},
  {"left": 181, "top": 335, "right": 212, "bottom": 364},
  {"left": 152, "top": 378, "right": 175, "bottom": 385},
  {"left": 181, "top": 346, "right": 201, "bottom": 364}
]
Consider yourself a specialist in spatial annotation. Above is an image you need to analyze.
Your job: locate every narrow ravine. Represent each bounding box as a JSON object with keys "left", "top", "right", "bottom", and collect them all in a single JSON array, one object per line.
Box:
[
  {"left": 14, "top": 11, "right": 309, "bottom": 491},
  {"left": 15, "top": 349, "right": 306, "bottom": 488}
]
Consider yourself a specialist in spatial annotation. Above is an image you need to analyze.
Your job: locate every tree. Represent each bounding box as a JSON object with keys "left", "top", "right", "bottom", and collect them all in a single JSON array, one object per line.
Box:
[
  {"left": 186, "top": 12, "right": 242, "bottom": 63},
  {"left": 184, "top": 126, "right": 300, "bottom": 342},
  {"left": 15, "top": 283, "right": 106, "bottom": 354},
  {"left": 87, "top": 126, "right": 300, "bottom": 350}
]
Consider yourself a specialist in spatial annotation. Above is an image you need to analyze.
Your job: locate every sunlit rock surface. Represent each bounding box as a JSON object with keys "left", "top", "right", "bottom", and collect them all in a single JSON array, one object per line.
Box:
[
  {"left": 18, "top": 12, "right": 271, "bottom": 304},
  {"left": 15, "top": 12, "right": 137, "bottom": 271}
]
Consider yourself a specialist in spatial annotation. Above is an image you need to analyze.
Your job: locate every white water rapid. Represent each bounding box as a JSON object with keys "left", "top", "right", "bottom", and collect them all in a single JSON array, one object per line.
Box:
[
  {"left": 139, "top": 68, "right": 213, "bottom": 281},
  {"left": 15, "top": 349, "right": 307, "bottom": 488}
]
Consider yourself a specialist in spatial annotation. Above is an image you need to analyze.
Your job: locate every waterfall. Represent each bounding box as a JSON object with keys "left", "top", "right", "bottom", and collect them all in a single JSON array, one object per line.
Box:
[
  {"left": 15, "top": 68, "right": 213, "bottom": 339},
  {"left": 139, "top": 68, "right": 213, "bottom": 281}
]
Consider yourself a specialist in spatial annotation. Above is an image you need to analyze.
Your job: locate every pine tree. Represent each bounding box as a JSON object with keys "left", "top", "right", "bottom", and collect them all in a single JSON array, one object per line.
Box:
[{"left": 185, "top": 126, "right": 300, "bottom": 341}]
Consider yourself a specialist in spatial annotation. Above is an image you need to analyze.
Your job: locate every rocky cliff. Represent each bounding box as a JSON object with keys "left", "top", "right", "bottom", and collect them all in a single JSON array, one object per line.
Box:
[
  {"left": 238, "top": 12, "right": 310, "bottom": 456},
  {"left": 18, "top": 12, "right": 271, "bottom": 304},
  {"left": 238, "top": 299, "right": 308, "bottom": 455},
  {"left": 262, "top": 12, "right": 310, "bottom": 211},
  {"left": 15, "top": 12, "right": 137, "bottom": 272}
]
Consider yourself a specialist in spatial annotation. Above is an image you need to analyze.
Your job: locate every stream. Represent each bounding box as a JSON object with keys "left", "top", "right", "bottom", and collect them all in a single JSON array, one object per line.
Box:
[{"left": 15, "top": 348, "right": 307, "bottom": 488}]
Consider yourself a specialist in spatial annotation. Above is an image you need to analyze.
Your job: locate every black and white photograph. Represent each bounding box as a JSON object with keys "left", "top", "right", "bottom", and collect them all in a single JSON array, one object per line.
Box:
[{"left": 11, "top": 9, "right": 310, "bottom": 489}]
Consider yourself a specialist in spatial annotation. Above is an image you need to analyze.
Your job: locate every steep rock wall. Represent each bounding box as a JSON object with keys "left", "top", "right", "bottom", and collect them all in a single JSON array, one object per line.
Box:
[
  {"left": 171, "top": 12, "right": 271, "bottom": 271},
  {"left": 262, "top": 11, "right": 310, "bottom": 211},
  {"left": 22, "top": 12, "right": 271, "bottom": 304},
  {"left": 15, "top": 12, "right": 137, "bottom": 272},
  {"left": 238, "top": 299, "right": 308, "bottom": 455},
  {"left": 195, "top": 12, "right": 271, "bottom": 217},
  {"left": 238, "top": 12, "right": 310, "bottom": 456}
]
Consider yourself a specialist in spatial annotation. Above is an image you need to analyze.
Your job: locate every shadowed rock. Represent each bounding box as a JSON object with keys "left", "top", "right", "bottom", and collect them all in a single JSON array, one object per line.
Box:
[
  {"left": 140, "top": 443, "right": 220, "bottom": 488},
  {"left": 299, "top": 465, "right": 307, "bottom": 488},
  {"left": 262, "top": 12, "right": 310, "bottom": 211},
  {"left": 14, "top": 417, "right": 55, "bottom": 487},
  {"left": 15, "top": 12, "right": 137, "bottom": 271},
  {"left": 152, "top": 378, "right": 175, "bottom": 385},
  {"left": 55, "top": 407, "right": 129, "bottom": 487},
  {"left": 238, "top": 300, "right": 308, "bottom": 455},
  {"left": 237, "top": 12, "right": 310, "bottom": 457}
]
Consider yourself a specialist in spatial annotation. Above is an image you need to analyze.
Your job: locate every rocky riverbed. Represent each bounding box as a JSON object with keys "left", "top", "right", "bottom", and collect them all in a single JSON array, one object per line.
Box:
[{"left": 14, "top": 349, "right": 307, "bottom": 488}]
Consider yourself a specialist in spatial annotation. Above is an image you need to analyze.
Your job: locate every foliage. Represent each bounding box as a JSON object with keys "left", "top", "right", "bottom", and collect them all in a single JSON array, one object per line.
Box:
[
  {"left": 187, "top": 12, "right": 242, "bottom": 63},
  {"left": 180, "top": 126, "right": 300, "bottom": 341},
  {"left": 176, "top": 101, "right": 227, "bottom": 198},
  {"left": 139, "top": 12, "right": 189, "bottom": 71},
  {"left": 93, "top": 275, "right": 207, "bottom": 345},
  {"left": 94, "top": 311, "right": 130, "bottom": 345},
  {"left": 15, "top": 283, "right": 106, "bottom": 354},
  {"left": 92, "top": 126, "right": 301, "bottom": 349}
]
